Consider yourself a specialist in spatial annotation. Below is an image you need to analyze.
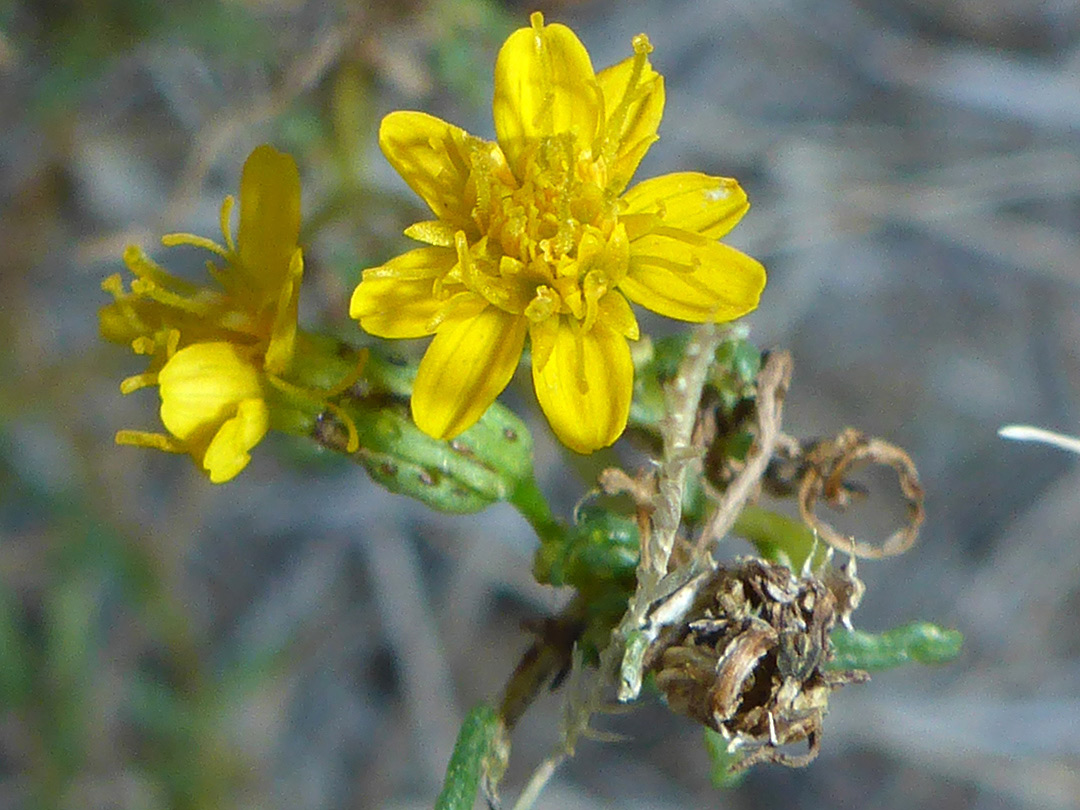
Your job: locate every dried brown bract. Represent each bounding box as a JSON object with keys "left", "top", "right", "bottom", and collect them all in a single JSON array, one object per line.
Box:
[
  {"left": 651, "top": 557, "right": 868, "bottom": 771},
  {"left": 761, "top": 427, "right": 925, "bottom": 558},
  {"left": 797, "top": 428, "right": 925, "bottom": 558}
]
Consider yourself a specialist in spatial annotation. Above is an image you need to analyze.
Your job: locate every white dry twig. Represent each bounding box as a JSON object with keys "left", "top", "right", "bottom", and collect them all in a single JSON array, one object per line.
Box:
[{"left": 999, "top": 424, "right": 1080, "bottom": 455}]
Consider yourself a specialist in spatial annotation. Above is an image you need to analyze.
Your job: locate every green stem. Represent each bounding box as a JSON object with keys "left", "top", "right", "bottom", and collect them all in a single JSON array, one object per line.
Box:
[
  {"left": 435, "top": 703, "right": 500, "bottom": 810},
  {"left": 508, "top": 476, "right": 565, "bottom": 547}
]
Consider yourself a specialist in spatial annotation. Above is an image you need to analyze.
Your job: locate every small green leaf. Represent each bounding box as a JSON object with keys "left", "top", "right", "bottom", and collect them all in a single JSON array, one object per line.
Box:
[
  {"left": 435, "top": 703, "right": 499, "bottom": 810},
  {"left": 275, "top": 339, "right": 538, "bottom": 514},
  {"left": 730, "top": 339, "right": 761, "bottom": 385},
  {"left": 711, "top": 336, "right": 761, "bottom": 410},
  {"left": 828, "top": 622, "right": 963, "bottom": 671},
  {"left": 346, "top": 397, "right": 534, "bottom": 514},
  {"left": 732, "top": 505, "right": 822, "bottom": 570},
  {"left": 703, "top": 727, "right": 747, "bottom": 788},
  {"left": 533, "top": 504, "right": 638, "bottom": 591}
]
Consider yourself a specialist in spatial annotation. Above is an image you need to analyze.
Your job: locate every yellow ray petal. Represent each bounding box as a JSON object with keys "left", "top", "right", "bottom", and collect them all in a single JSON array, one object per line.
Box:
[
  {"left": 404, "top": 220, "right": 459, "bottom": 247},
  {"left": 350, "top": 277, "right": 443, "bottom": 338},
  {"left": 532, "top": 318, "right": 632, "bottom": 453},
  {"left": 201, "top": 397, "right": 270, "bottom": 483},
  {"left": 621, "top": 173, "right": 749, "bottom": 239},
  {"left": 493, "top": 11, "right": 600, "bottom": 178},
  {"left": 622, "top": 233, "right": 765, "bottom": 322},
  {"left": 595, "top": 41, "right": 664, "bottom": 193},
  {"left": 599, "top": 290, "right": 640, "bottom": 340},
  {"left": 157, "top": 342, "right": 263, "bottom": 442},
  {"left": 264, "top": 247, "right": 304, "bottom": 375},
  {"left": 379, "top": 111, "right": 477, "bottom": 231},
  {"left": 237, "top": 145, "right": 301, "bottom": 294},
  {"left": 350, "top": 247, "right": 457, "bottom": 337},
  {"left": 411, "top": 306, "right": 527, "bottom": 439}
]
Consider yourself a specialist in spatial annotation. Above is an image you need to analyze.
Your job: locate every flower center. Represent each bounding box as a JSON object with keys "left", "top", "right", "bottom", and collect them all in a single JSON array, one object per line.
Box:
[{"left": 459, "top": 135, "right": 627, "bottom": 326}]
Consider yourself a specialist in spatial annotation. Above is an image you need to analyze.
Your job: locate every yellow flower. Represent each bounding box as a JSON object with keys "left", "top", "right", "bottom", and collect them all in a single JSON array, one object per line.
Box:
[
  {"left": 102, "top": 145, "right": 309, "bottom": 482},
  {"left": 350, "top": 12, "right": 766, "bottom": 453},
  {"left": 116, "top": 343, "right": 270, "bottom": 483},
  {"left": 101, "top": 144, "right": 303, "bottom": 374}
]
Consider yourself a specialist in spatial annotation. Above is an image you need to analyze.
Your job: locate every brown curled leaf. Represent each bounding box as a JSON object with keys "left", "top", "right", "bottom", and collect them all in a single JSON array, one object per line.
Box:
[
  {"left": 797, "top": 428, "right": 925, "bottom": 558},
  {"left": 709, "top": 621, "right": 777, "bottom": 721}
]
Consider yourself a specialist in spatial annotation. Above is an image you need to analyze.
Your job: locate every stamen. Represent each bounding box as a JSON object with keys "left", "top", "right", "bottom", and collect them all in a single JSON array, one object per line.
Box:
[
  {"left": 266, "top": 371, "right": 363, "bottom": 455},
  {"left": 130, "top": 277, "right": 216, "bottom": 318},
  {"left": 524, "top": 286, "right": 558, "bottom": 323},
  {"left": 131, "top": 337, "right": 156, "bottom": 355},
  {"left": 123, "top": 245, "right": 200, "bottom": 295},
  {"left": 206, "top": 260, "right": 229, "bottom": 288},
  {"left": 323, "top": 348, "right": 370, "bottom": 398},
  {"left": 120, "top": 372, "right": 159, "bottom": 395},
  {"left": 498, "top": 255, "right": 525, "bottom": 279},
  {"left": 101, "top": 273, "right": 125, "bottom": 297},
  {"left": 115, "top": 430, "right": 185, "bottom": 453},
  {"left": 454, "top": 231, "right": 475, "bottom": 290},
  {"left": 102, "top": 275, "right": 152, "bottom": 338},
  {"left": 322, "top": 400, "right": 360, "bottom": 453},
  {"left": 598, "top": 34, "right": 655, "bottom": 168},
  {"left": 469, "top": 146, "right": 498, "bottom": 229},
  {"left": 161, "top": 232, "right": 229, "bottom": 258},
  {"left": 220, "top": 196, "right": 236, "bottom": 253}
]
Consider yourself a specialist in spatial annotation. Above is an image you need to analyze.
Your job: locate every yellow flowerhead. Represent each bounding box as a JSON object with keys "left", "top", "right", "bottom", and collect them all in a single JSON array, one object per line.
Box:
[
  {"left": 102, "top": 145, "right": 306, "bottom": 481},
  {"left": 101, "top": 144, "right": 304, "bottom": 375},
  {"left": 351, "top": 12, "right": 766, "bottom": 453}
]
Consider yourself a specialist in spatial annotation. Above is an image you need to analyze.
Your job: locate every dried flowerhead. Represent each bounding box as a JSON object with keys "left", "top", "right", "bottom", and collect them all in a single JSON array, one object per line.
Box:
[{"left": 652, "top": 556, "right": 868, "bottom": 770}]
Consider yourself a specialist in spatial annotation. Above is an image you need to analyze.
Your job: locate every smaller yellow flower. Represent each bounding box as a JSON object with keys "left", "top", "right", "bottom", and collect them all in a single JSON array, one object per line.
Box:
[
  {"left": 101, "top": 145, "right": 347, "bottom": 482},
  {"left": 100, "top": 144, "right": 304, "bottom": 374},
  {"left": 117, "top": 343, "right": 269, "bottom": 483}
]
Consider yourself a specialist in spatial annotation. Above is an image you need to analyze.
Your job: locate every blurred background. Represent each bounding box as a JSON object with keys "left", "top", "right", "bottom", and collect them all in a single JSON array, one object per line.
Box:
[{"left": 2, "top": 0, "right": 1079, "bottom": 808}]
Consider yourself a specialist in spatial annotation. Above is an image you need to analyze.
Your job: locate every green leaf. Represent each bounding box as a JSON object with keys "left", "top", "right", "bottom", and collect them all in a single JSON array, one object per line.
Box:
[
  {"left": 703, "top": 727, "right": 747, "bottom": 788},
  {"left": 731, "top": 505, "right": 822, "bottom": 570},
  {"left": 273, "top": 338, "right": 538, "bottom": 514},
  {"left": 629, "top": 332, "right": 762, "bottom": 436},
  {"left": 435, "top": 702, "right": 499, "bottom": 810},
  {"left": 628, "top": 335, "right": 687, "bottom": 435},
  {"left": 346, "top": 397, "right": 533, "bottom": 513},
  {"left": 533, "top": 503, "right": 638, "bottom": 591},
  {"left": 710, "top": 335, "right": 761, "bottom": 410},
  {"left": 730, "top": 339, "right": 761, "bottom": 385},
  {"left": 828, "top": 622, "right": 963, "bottom": 671}
]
